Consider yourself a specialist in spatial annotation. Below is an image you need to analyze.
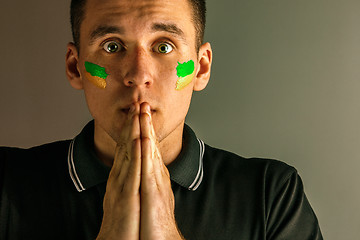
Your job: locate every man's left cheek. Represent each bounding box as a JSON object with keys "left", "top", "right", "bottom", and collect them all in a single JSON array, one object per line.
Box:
[{"left": 175, "top": 60, "right": 195, "bottom": 90}]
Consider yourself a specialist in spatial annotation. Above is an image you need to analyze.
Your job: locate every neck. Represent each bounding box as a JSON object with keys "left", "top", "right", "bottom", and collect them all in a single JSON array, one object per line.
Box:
[{"left": 93, "top": 121, "right": 184, "bottom": 167}]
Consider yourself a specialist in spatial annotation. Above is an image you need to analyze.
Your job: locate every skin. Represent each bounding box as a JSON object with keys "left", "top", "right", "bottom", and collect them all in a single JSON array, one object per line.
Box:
[{"left": 65, "top": 0, "right": 212, "bottom": 239}]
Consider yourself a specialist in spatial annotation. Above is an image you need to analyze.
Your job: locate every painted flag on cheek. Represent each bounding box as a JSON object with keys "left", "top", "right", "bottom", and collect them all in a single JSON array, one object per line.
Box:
[
  {"left": 176, "top": 60, "right": 195, "bottom": 90},
  {"left": 85, "top": 61, "right": 109, "bottom": 89}
]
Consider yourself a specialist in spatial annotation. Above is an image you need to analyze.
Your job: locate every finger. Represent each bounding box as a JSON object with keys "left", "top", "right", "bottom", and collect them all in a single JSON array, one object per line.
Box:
[
  {"left": 123, "top": 138, "right": 141, "bottom": 194},
  {"left": 141, "top": 137, "right": 157, "bottom": 193},
  {"left": 118, "top": 103, "right": 139, "bottom": 144},
  {"left": 140, "top": 103, "right": 164, "bottom": 181},
  {"left": 129, "top": 103, "right": 140, "bottom": 147},
  {"left": 140, "top": 103, "right": 169, "bottom": 183},
  {"left": 140, "top": 103, "right": 152, "bottom": 139},
  {"left": 111, "top": 103, "right": 138, "bottom": 176},
  {"left": 118, "top": 108, "right": 140, "bottom": 189},
  {"left": 142, "top": 104, "right": 168, "bottom": 179},
  {"left": 107, "top": 143, "right": 126, "bottom": 183},
  {"left": 140, "top": 103, "right": 157, "bottom": 142},
  {"left": 122, "top": 103, "right": 141, "bottom": 193},
  {"left": 140, "top": 103, "right": 158, "bottom": 160},
  {"left": 149, "top": 114, "right": 157, "bottom": 142}
]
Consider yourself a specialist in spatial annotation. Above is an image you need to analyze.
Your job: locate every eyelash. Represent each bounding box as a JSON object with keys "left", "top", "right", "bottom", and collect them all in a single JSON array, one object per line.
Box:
[
  {"left": 100, "top": 39, "right": 176, "bottom": 54},
  {"left": 101, "top": 39, "right": 125, "bottom": 53},
  {"left": 154, "top": 41, "right": 175, "bottom": 54}
]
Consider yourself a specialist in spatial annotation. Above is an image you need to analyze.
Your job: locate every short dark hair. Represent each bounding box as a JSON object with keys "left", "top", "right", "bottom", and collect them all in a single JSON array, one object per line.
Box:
[{"left": 70, "top": 0, "right": 206, "bottom": 52}]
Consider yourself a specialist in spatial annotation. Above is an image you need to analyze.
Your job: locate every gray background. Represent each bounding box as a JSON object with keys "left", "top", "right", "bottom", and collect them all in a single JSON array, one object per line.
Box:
[{"left": 1, "top": 0, "right": 359, "bottom": 239}]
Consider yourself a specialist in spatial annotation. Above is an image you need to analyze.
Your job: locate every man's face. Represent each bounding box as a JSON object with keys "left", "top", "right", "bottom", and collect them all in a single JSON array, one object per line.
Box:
[{"left": 75, "top": 0, "right": 204, "bottom": 143}]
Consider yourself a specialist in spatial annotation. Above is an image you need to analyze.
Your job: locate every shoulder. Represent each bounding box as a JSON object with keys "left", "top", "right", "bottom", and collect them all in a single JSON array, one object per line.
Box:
[
  {"left": 202, "top": 144, "right": 297, "bottom": 186},
  {"left": 1, "top": 140, "right": 71, "bottom": 159},
  {"left": 1, "top": 140, "right": 73, "bottom": 199},
  {"left": 0, "top": 140, "right": 72, "bottom": 176}
]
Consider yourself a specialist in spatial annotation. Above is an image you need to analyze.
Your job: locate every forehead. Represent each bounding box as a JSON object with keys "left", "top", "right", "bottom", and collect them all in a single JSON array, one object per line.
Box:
[{"left": 82, "top": 0, "right": 194, "bottom": 38}]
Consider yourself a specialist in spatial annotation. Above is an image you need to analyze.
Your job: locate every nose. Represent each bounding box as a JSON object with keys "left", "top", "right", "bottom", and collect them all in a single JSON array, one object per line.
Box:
[{"left": 123, "top": 47, "right": 154, "bottom": 87}]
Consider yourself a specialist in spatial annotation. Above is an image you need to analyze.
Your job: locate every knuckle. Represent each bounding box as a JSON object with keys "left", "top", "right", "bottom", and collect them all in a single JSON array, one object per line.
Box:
[
  {"left": 131, "top": 112, "right": 139, "bottom": 121},
  {"left": 115, "top": 143, "right": 126, "bottom": 156},
  {"left": 140, "top": 112, "right": 150, "bottom": 120},
  {"left": 132, "top": 138, "right": 140, "bottom": 146},
  {"left": 141, "top": 137, "right": 151, "bottom": 144}
]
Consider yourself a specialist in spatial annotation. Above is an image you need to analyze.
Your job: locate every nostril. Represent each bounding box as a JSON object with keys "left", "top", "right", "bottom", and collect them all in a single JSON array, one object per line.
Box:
[
  {"left": 123, "top": 71, "right": 152, "bottom": 86},
  {"left": 125, "top": 79, "right": 134, "bottom": 86}
]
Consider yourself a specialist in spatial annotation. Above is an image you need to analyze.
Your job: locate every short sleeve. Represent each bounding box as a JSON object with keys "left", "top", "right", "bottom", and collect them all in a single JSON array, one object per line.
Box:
[{"left": 266, "top": 170, "right": 323, "bottom": 240}]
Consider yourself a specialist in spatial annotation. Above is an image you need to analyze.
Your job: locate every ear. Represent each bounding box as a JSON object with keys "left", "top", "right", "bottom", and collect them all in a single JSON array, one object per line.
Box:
[
  {"left": 193, "top": 42, "right": 212, "bottom": 91},
  {"left": 65, "top": 42, "right": 84, "bottom": 90}
]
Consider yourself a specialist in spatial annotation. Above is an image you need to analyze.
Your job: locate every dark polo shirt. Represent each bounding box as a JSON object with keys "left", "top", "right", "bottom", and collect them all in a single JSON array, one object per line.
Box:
[{"left": 0, "top": 121, "right": 323, "bottom": 240}]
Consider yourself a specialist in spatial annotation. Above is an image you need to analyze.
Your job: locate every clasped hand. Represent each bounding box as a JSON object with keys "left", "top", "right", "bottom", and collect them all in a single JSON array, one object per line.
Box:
[{"left": 97, "top": 103, "right": 184, "bottom": 240}]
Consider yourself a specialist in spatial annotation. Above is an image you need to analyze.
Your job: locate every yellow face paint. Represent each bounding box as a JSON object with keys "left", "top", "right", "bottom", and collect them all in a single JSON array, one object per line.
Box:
[
  {"left": 85, "top": 61, "right": 108, "bottom": 89},
  {"left": 176, "top": 60, "right": 195, "bottom": 90}
]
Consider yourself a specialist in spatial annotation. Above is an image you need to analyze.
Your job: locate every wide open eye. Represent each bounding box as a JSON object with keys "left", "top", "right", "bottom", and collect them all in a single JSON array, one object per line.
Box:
[
  {"left": 156, "top": 42, "right": 174, "bottom": 54},
  {"left": 103, "top": 41, "right": 121, "bottom": 53}
]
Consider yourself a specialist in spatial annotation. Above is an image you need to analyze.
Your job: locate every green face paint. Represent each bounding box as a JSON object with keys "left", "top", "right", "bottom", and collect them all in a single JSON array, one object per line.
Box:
[
  {"left": 85, "top": 62, "right": 108, "bottom": 79},
  {"left": 176, "top": 60, "right": 195, "bottom": 78},
  {"left": 85, "top": 61, "right": 109, "bottom": 89},
  {"left": 176, "top": 60, "right": 195, "bottom": 90}
]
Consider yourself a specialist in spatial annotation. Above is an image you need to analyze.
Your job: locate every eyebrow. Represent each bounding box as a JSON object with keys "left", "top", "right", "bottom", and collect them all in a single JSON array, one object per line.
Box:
[
  {"left": 88, "top": 25, "right": 124, "bottom": 45},
  {"left": 88, "top": 23, "right": 187, "bottom": 45},
  {"left": 151, "top": 23, "right": 186, "bottom": 42}
]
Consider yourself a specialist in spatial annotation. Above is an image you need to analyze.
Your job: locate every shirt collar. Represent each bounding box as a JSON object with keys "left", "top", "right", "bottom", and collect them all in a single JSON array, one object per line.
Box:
[{"left": 68, "top": 120, "right": 204, "bottom": 192}]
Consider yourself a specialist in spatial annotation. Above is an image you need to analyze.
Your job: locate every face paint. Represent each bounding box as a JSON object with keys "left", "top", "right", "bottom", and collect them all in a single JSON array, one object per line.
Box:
[
  {"left": 84, "top": 61, "right": 109, "bottom": 89},
  {"left": 176, "top": 60, "right": 195, "bottom": 90}
]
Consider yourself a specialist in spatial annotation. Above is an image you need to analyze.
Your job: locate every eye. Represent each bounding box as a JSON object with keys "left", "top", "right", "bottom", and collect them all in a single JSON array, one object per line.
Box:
[
  {"left": 103, "top": 41, "right": 121, "bottom": 53},
  {"left": 156, "top": 42, "right": 174, "bottom": 54}
]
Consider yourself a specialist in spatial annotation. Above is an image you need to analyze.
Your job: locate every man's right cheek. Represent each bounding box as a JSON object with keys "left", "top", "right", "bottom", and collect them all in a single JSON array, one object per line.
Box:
[{"left": 85, "top": 61, "right": 109, "bottom": 89}]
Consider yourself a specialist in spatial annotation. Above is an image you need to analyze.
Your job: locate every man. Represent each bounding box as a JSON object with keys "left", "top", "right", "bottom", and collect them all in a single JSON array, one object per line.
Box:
[{"left": 0, "top": 0, "right": 323, "bottom": 239}]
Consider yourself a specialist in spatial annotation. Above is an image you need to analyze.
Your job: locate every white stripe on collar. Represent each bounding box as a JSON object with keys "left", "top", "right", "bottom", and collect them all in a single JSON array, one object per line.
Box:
[
  {"left": 188, "top": 138, "right": 205, "bottom": 191},
  {"left": 67, "top": 137, "right": 205, "bottom": 192},
  {"left": 67, "top": 139, "right": 85, "bottom": 192}
]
